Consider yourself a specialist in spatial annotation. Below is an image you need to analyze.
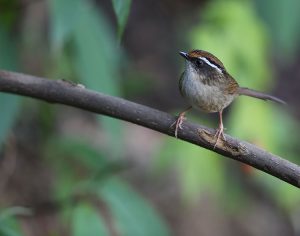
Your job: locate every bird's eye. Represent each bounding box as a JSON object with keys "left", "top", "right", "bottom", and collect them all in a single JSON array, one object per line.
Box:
[{"left": 195, "top": 59, "right": 203, "bottom": 67}]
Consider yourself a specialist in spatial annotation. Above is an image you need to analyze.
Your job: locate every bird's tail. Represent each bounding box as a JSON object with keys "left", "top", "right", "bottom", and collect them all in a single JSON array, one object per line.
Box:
[{"left": 237, "top": 87, "right": 286, "bottom": 104}]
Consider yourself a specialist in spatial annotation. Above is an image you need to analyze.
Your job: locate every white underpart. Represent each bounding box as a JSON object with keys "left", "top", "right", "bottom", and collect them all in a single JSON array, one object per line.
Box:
[
  {"left": 182, "top": 63, "right": 236, "bottom": 112},
  {"left": 199, "top": 57, "right": 222, "bottom": 73}
]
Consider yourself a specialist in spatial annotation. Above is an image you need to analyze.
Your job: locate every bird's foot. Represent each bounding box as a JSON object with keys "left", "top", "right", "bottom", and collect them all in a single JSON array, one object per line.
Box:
[
  {"left": 213, "top": 125, "right": 226, "bottom": 148},
  {"left": 171, "top": 113, "right": 186, "bottom": 138}
]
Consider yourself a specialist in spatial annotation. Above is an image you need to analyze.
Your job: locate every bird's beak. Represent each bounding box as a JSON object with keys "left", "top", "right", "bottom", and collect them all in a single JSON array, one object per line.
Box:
[{"left": 179, "top": 51, "right": 189, "bottom": 60}]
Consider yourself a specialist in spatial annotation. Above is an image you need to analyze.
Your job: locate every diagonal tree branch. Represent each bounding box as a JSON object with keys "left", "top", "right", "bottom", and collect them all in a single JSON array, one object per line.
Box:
[{"left": 0, "top": 69, "right": 299, "bottom": 188}]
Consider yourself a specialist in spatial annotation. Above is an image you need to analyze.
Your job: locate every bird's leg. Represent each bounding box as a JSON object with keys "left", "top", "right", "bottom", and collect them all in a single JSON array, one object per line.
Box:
[
  {"left": 214, "top": 110, "right": 226, "bottom": 148},
  {"left": 172, "top": 106, "right": 192, "bottom": 138}
]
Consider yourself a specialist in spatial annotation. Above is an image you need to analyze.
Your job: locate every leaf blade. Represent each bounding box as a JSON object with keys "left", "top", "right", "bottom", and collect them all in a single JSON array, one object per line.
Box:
[
  {"left": 0, "top": 27, "right": 21, "bottom": 148},
  {"left": 72, "top": 203, "right": 109, "bottom": 236},
  {"left": 112, "top": 0, "right": 132, "bottom": 39},
  {"left": 98, "top": 178, "right": 170, "bottom": 236}
]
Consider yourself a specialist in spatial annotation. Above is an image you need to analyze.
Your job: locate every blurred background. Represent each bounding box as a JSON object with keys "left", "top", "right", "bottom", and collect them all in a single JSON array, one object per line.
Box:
[{"left": 0, "top": 0, "right": 300, "bottom": 235}]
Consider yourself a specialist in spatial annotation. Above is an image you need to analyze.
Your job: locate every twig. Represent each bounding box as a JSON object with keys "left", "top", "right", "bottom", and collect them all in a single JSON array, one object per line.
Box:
[{"left": 0, "top": 69, "right": 299, "bottom": 188}]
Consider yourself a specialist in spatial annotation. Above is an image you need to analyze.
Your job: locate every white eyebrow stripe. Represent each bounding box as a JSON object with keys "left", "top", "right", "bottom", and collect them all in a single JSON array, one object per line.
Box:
[{"left": 199, "top": 57, "right": 223, "bottom": 73}]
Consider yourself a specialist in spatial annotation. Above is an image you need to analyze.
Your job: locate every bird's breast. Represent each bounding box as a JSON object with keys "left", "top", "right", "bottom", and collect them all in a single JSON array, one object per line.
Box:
[{"left": 180, "top": 72, "right": 235, "bottom": 113}]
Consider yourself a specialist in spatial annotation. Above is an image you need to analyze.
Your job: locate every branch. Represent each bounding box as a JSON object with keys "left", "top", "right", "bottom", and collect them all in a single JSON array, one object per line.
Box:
[{"left": 0, "top": 69, "right": 299, "bottom": 188}]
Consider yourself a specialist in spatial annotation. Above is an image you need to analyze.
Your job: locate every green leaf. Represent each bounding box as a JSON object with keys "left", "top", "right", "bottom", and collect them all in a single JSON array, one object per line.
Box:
[
  {"left": 72, "top": 203, "right": 109, "bottom": 236},
  {"left": 49, "top": 0, "right": 124, "bottom": 158},
  {"left": 72, "top": 2, "right": 120, "bottom": 96},
  {"left": 0, "top": 0, "right": 18, "bottom": 29},
  {"left": 0, "top": 226, "right": 22, "bottom": 236},
  {"left": 98, "top": 178, "right": 170, "bottom": 236},
  {"left": 47, "top": 136, "right": 108, "bottom": 171},
  {"left": 0, "top": 94, "right": 20, "bottom": 146},
  {"left": 0, "top": 27, "right": 21, "bottom": 148},
  {"left": 48, "top": 0, "right": 81, "bottom": 50},
  {"left": 112, "top": 0, "right": 132, "bottom": 40},
  {"left": 72, "top": 1, "right": 123, "bottom": 157},
  {"left": 0, "top": 207, "right": 32, "bottom": 222},
  {"left": 0, "top": 208, "right": 25, "bottom": 236},
  {"left": 45, "top": 136, "right": 118, "bottom": 199}
]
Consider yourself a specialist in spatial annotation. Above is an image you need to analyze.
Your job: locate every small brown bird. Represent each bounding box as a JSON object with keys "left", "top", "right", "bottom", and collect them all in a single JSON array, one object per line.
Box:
[{"left": 175, "top": 49, "right": 285, "bottom": 147}]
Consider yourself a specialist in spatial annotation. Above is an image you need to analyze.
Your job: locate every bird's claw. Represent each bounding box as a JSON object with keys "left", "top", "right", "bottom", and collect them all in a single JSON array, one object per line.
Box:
[
  {"left": 213, "top": 126, "right": 226, "bottom": 148},
  {"left": 172, "top": 114, "right": 186, "bottom": 138}
]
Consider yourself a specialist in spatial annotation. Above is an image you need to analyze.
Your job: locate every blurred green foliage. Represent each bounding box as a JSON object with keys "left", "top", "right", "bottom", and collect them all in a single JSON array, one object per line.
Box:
[
  {"left": 98, "top": 178, "right": 170, "bottom": 236},
  {"left": 112, "top": 0, "right": 132, "bottom": 40},
  {"left": 1, "top": 0, "right": 300, "bottom": 235},
  {"left": 46, "top": 136, "right": 169, "bottom": 236},
  {"left": 0, "top": 207, "right": 31, "bottom": 236},
  {"left": 0, "top": 217, "right": 22, "bottom": 236},
  {"left": 72, "top": 203, "right": 109, "bottom": 236},
  {"left": 0, "top": 5, "right": 26, "bottom": 236},
  {"left": 0, "top": 26, "right": 21, "bottom": 149},
  {"left": 0, "top": 0, "right": 170, "bottom": 235},
  {"left": 47, "top": 0, "right": 170, "bottom": 233},
  {"left": 254, "top": 0, "right": 300, "bottom": 61},
  {"left": 0, "top": 0, "right": 18, "bottom": 29},
  {"left": 50, "top": 0, "right": 123, "bottom": 158},
  {"left": 155, "top": 126, "right": 225, "bottom": 202}
]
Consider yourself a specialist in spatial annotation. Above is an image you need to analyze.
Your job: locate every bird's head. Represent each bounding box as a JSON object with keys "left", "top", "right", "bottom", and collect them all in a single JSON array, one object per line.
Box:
[{"left": 179, "top": 50, "right": 225, "bottom": 79}]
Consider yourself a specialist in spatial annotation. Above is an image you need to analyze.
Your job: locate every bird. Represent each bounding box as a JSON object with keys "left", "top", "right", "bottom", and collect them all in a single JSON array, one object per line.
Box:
[{"left": 175, "top": 49, "right": 285, "bottom": 147}]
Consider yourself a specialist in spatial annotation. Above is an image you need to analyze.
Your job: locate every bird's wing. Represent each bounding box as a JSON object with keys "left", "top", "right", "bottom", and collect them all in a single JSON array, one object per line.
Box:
[{"left": 224, "top": 74, "right": 239, "bottom": 95}]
